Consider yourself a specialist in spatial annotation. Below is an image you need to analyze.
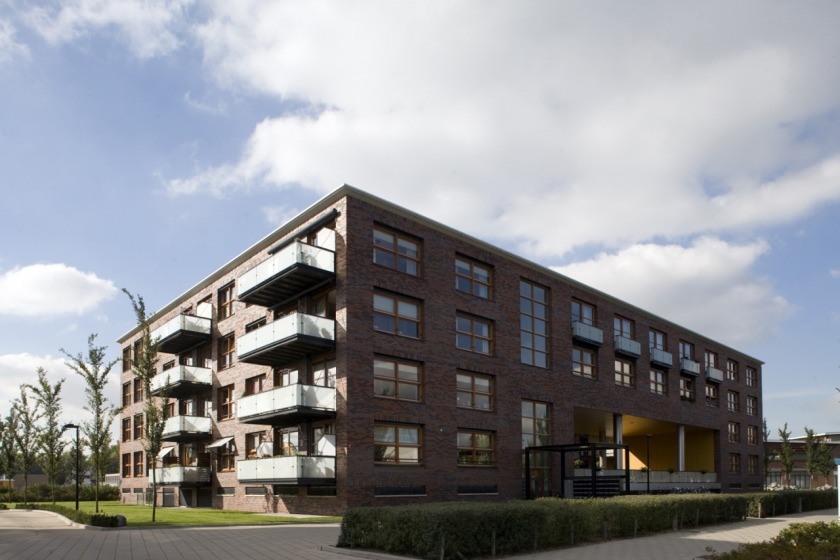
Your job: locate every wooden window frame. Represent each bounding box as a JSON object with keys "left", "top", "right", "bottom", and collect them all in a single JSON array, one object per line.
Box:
[
  {"left": 374, "top": 423, "right": 423, "bottom": 465},
  {"left": 373, "top": 357, "right": 422, "bottom": 402},
  {"left": 614, "top": 358, "right": 634, "bottom": 387},
  {"left": 521, "top": 400, "right": 550, "bottom": 448},
  {"left": 727, "top": 390, "right": 740, "bottom": 413},
  {"left": 373, "top": 292, "right": 421, "bottom": 338},
  {"left": 747, "top": 425, "right": 759, "bottom": 445},
  {"left": 728, "top": 422, "right": 741, "bottom": 443},
  {"left": 219, "top": 441, "right": 236, "bottom": 472},
  {"left": 122, "top": 347, "right": 131, "bottom": 372},
  {"left": 218, "top": 333, "right": 235, "bottom": 370},
  {"left": 218, "top": 384, "right": 235, "bottom": 421},
  {"left": 679, "top": 377, "right": 695, "bottom": 400},
  {"left": 122, "top": 453, "right": 132, "bottom": 478},
  {"left": 726, "top": 359, "right": 739, "bottom": 382},
  {"left": 455, "top": 313, "right": 493, "bottom": 355},
  {"left": 133, "top": 413, "right": 144, "bottom": 440},
  {"left": 133, "top": 451, "right": 144, "bottom": 477},
  {"left": 649, "top": 329, "right": 666, "bottom": 351},
  {"left": 614, "top": 316, "right": 634, "bottom": 338},
  {"left": 704, "top": 350, "right": 718, "bottom": 369},
  {"left": 649, "top": 369, "right": 666, "bottom": 395},
  {"left": 244, "top": 374, "right": 266, "bottom": 396},
  {"left": 456, "top": 430, "right": 495, "bottom": 466},
  {"left": 729, "top": 453, "right": 741, "bottom": 475},
  {"left": 748, "top": 455, "right": 759, "bottom": 475},
  {"left": 121, "top": 418, "right": 131, "bottom": 442},
  {"left": 705, "top": 384, "right": 719, "bottom": 407},
  {"left": 520, "top": 280, "right": 549, "bottom": 368},
  {"left": 372, "top": 227, "right": 421, "bottom": 276},
  {"left": 678, "top": 341, "right": 694, "bottom": 360},
  {"left": 122, "top": 382, "right": 131, "bottom": 407},
  {"left": 571, "top": 299, "right": 595, "bottom": 326},
  {"left": 218, "top": 283, "right": 235, "bottom": 320},
  {"left": 245, "top": 431, "right": 266, "bottom": 459},
  {"left": 455, "top": 256, "right": 491, "bottom": 299},
  {"left": 456, "top": 371, "right": 494, "bottom": 411},
  {"left": 573, "top": 347, "right": 597, "bottom": 379},
  {"left": 312, "top": 355, "right": 337, "bottom": 388},
  {"left": 133, "top": 377, "right": 144, "bottom": 403},
  {"left": 746, "top": 396, "right": 758, "bottom": 416},
  {"left": 745, "top": 366, "right": 758, "bottom": 387}
]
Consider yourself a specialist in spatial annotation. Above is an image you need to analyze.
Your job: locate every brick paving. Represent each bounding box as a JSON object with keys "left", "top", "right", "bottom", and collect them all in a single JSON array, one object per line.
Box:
[{"left": 0, "top": 508, "right": 837, "bottom": 560}]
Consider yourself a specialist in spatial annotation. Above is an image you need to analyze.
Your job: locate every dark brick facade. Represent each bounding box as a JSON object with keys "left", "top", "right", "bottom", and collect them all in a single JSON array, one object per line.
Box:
[{"left": 118, "top": 186, "right": 763, "bottom": 514}]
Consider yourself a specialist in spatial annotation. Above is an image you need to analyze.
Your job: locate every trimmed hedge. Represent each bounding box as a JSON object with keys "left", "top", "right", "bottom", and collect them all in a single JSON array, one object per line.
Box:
[
  {"left": 338, "top": 491, "right": 837, "bottom": 560},
  {"left": 14, "top": 503, "right": 121, "bottom": 527},
  {"left": 0, "top": 484, "right": 119, "bottom": 503}
]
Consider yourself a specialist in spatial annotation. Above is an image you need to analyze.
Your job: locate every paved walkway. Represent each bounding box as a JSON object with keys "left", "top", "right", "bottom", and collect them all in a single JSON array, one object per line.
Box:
[{"left": 0, "top": 508, "right": 836, "bottom": 560}]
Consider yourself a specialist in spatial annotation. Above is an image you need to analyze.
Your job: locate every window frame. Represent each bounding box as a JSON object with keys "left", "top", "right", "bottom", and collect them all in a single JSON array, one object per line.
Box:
[
  {"left": 374, "top": 423, "right": 423, "bottom": 465},
  {"left": 519, "top": 279, "right": 549, "bottom": 368},
  {"left": 727, "top": 390, "right": 740, "bottom": 413},
  {"left": 244, "top": 374, "right": 266, "bottom": 396},
  {"left": 726, "top": 359, "right": 739, "bottom": 382},
  {"left": 372, "top": 226, "right": 421, "bottom": 276},
  {"left": 133, "top": 377, "right": 143, "bottom": 403},
  {"left": 457, "top": 430, "right": 495, "bottom": 467},
  {"left": 218, "top": 282, "right": 235, "bottom": 320},
  {"left": 679, "top": 377, "right": 695, "bottom": 400},
  {"left": 133, "top": 451, "right": 144, "bottom": 477},
  {"left": 455, "top": 256, "right": 492, "bottom": 299},
  {"left": 218, "top": 333, "right": 236, "bottom": 370},
  {"left": 678, "top": 340, "right": 694, "bottom": 360},
  {"left": 573, "top": 346, "right": 597, "bottom": 379},
  {"left": 521, "top": 400, "right": 550, "bottom": 448},
  {"left": 649, "top": 369, "right": 667, "bottom": 395},
  {"left": 455, "top": 313, "right": 493, "bottom": 355},
  {"left": 571, "top": 299, "right": 595, "bottom": 326},
  {"left": 456, "top": 371, "right": 494, "bottom": 411},
  {"left": 373, "top": 292, "right": 422, "bottom": 338},
  {"left": 729, "top": 453, "right": 741, "bottom": 475},
  {"left": 122, "top": 382, "right": 131, "bottom": 407},
  {"left": 728, "top": 421, "right": 741, "bottom": 443},
  {"left": 649, "top": 329, "right": 666, "bottom": 351},
  {"left": 705, "top": 384, "right": 719, "bottom": 407},
  {"left": 746, "top": 396, "right": 758, "bottom": 416},
  {"left": 373, "top": 356, "right": 422, "bottom": 402},
  {"left": 614, "top": 358, "right": 634, "bottom": 388},
  {"left": 133, "top": 413, "right": 144, "bottom": 440},
  {"left": 218, "top": 384, "right": 235, "bottom": 421},
  {"left": 747, "top": 425, "right": 759, "bottom": 445},
  {"left": 614, "top": 316, "right": 634, "bottom": 338},
  {"left": 218, "top": 441, "right": 236, "bottom": 472}
]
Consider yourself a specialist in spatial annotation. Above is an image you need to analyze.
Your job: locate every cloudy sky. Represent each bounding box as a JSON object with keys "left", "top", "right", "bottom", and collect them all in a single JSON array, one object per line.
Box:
[{"left": 1, "top": 1, "right": 839, "bottom": 442}]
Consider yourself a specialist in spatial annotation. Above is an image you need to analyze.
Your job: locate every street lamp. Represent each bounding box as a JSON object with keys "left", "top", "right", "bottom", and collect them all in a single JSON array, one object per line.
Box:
[
  {"left": 62, "top": 423, "right": 80, "bottom": 511},
  {"left": 645, "top": 433, "right": 653, "bottom": 494}
]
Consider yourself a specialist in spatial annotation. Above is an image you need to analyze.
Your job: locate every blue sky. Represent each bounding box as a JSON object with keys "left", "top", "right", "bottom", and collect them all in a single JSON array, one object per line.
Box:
[{"left": 1, "top": 1, "right": 839, "bottom": 441}]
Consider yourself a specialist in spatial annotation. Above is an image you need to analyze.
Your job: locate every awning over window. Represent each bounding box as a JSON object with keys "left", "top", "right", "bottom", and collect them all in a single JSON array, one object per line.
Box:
[
  {"left": 206, "top": 436, "right": 234, "bottom": 449},
  {"left": 157, "top": 446, "right": 176, "bottom": 459}
]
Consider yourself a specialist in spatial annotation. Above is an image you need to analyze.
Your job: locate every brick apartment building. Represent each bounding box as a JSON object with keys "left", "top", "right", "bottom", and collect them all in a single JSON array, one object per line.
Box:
[
  {"left": 766, "top": 433, "right": 840, "bottom": 489},
  {"left": 118, "top": 185, "right": 764, "bottom": 514}
]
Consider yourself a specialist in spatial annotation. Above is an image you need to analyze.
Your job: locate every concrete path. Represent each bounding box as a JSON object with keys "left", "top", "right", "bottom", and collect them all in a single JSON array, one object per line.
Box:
[{"left": 0, "top": 508, "right": 837, "bottom": 560}]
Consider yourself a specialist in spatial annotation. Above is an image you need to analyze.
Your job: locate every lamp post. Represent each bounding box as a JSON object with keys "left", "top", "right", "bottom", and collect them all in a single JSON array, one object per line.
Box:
[
  {"left": 62, "top": 423, "right": 80, "bottom": 511},
  {"left": 645, "top": 433, "right": 653, "bottom": 494}
]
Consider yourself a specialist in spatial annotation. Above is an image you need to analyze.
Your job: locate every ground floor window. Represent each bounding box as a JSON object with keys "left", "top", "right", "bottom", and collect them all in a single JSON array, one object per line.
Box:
[{"left": 374, "top": 423, "right": 422, "bottom": 464}]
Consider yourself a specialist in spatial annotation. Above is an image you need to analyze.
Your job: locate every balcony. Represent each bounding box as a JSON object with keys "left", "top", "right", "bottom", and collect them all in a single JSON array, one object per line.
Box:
[
  {"left": 151, "top": 302, "right": 212, "bottom": 355},
  {"left": 152, "top": 466, "right": 211, "bottom": 486},
  {"left": 238, "top": 241, "right": 335, "bottom": 308},
  {"left": 650, "top": 347, "right": 674, "bottom": 368},
  {"left": 614, "top": 335, "right": 641, "bottom": 357},
  {"left": 237, "top": 455, "right": 335, "bottom": 484},
  {"left": 706, "top": 366, "right": 724, "bottom": 383},
  {"left": 238, "top": 384, "right": 336, "bottom": 426},
  {"left": 150, "top": 365, "right": 212, "bottom": 398},
  {"left": 680, "top": 358, "right": 701, "bottom": 376},
  {"left": 161, "top": 415, "right": 213, "bottom": 441},
  {"left": 237, "top": 313, "right": 335, "bottom": 367},
  {"left": 572, "top": 322, "right": 603, "bottom": 346}
]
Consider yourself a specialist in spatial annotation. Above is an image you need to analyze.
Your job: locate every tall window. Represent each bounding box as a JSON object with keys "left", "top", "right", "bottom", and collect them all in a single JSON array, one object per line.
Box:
[
  {"left": 705, "top": 384, "right": 719, "bottom": 407},
  {"left": 614, "top": 359, "right": 634, "bottom": 387},
  {"left": 245, "top": 432, "right": 266, "bottom": 458},
  {"left": 312, "top": 356, "right": 337, "bottom": 387},
  {"left": 122, "top": 347, "right": 131, "bottom": 372},
  {"left": 457, "top": 430, "right": 495, "bottom": 466},
  {"left": 121, "top": 418, "right": 131, "bottom": 442},
  {"left": 133, "top": 451, "right": 144, "bottom": 477},
  {"left": 122, "top": 453, "right": 131, "bottom": 477},
  {"left": 456, "top": 372, "right": 493, "bottom": 411},
  {"left": 521, "top": 400, "right": 550, "bottom": 448},
  {"left": 746, "top": 366, "right": 758, "bottom": 387},
  {"left": 571, "top": 300, "right": 595, "bottom": 325},
  {"left": 133, "top": 377, "right": 143, "bottom": 403},
  {"left": 729, "top": 453, "right": 741, "bottom": 474},
  {"left": 748, "top": 455, "right": 759, "bottom": 475},
  {"left": 373, "top": 227, "right": 420, "bottom": 276},
  {"left": 277, "top": 429, "right": 299, "bottom": 456},
  {"left": 728, "top": 422, "right": 741, "bottom": 443},
  {"left": 614, "top": 316, "right": 633, "bottom": 338},
  {"left": 649, "top": 329, "right": 666, "bottom": 351},
  {"left": 218, "top": 283, "right": 235, "bottom": 320},
  {"left": 373, "top": 292, "right": 421, "bottom": 338},
  {"left": 726, "top": 359, "right": 739, "bottom": 382},
  {"left": 746, "top": 396, "right": 758, "bottom": 416},
  {"left": 678, "top": 340, "right": 694, "bottom": 360},
  {"left": 727, "top": 391, "right": 740, "bottom": 413},
  {"left": 455, "top": 257, "right": 491, "bottom": 298},
  {"left": 573, "top": 347, "right": 597, "bottom": 379},
  {"left": 218, "top": 333, "right": 235, "bottom": 370},
  {"left": 122, "top": 382, "right": 131, "bottom": 407},
  {"left": 520, "top": 280, "right": 548, "bottom": 367},
  {"left": 679, "top": 377, "right": 695, "bottom": 400},
  {"left": 133, "top": 414, "right": 144, "bottom": 439},
  {"left": 455, "top": 314, "right": 492, "bottom": 354},
  {"left": 218, "top": 385, "right": 235, "bottom": 421},
  {"left": 374, "top": 424, "right": 422, "bottom": 464},
  {"left": 747, "top": 425, "right": 759, "bottom": 445},
  {"left": 373, "top": 357, "right": 421, "bottom": 401},
  {"left": 219, "top": 440, "right": 236, "bottom": 472},
  {"left": 704, "top": 350, "right": 718, "bottom": 369},
  {"left": 650, "top": 370, "right": 666, "bottom": 395}
]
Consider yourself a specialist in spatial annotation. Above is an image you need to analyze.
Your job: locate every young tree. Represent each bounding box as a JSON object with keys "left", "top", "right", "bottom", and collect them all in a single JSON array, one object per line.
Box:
[
  {"left": 12, "top": 386, "right": 42, "bottom": 504},
  {"left": 778, "top": 423, "right": 794, "bottom": 488},
  {"left": 815, "top": 439, "right": 835, "bottom": 486},
  {"left": 124, "top": 289, "right": 168, "bottom": 522},
  {"left": 804, "top": 427, "right": 817, "bottom": 487},
  {"left": 0, "top": 413, "right": 19, "bottom": 504},
  {"left": 26, "top": 368, "right": 65, "bottom": 504},
  {"left": 762, "top": 419, "right": 771, "bottom": 487},
  {"left": 61, "top": 333, "right": 120, "bottom": 513}
]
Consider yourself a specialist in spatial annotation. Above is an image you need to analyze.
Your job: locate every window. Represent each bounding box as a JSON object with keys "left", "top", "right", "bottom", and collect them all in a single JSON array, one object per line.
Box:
[
  {"left": 726, "top": 359, "right": 739, "bottom": 382},
  {"left": 122, "top": 382, "right": 131, "bottom": 407},
  {"left": 457, "top": 430, "right": 495, "bottom": 466},
  {"left": 727, "top": 391, "right": 740, "bottom": 413},
  {"left": 132, "top": 340, "right": 142, "bottom": 367},
  {"left": 679, "top": 377, "right": 695, "bottom": 401},
  {"left": 245, "top": 432, "right": 266, "bottom": 458},
  {"left": 747, "top": 425, "right": 759, "bottom": 445},
  {"left": 520, "top": 280, "right": 548, "bottom": 367},
  {"left": 122, "top": 347, "right": 131, "bottom": 372},
  {"left": 374, "top": 357, "right": 421, "bottom": 401},
  {"left": 133, "top": 414, "right": 144, "bottom": 440},
  {"left": 274, "top": 367, "right": 299, "bottom": 387},
  {"left": 614, "top": 316, "right": 633, "bottom": 338},
  {"left": 312, "top": 356, "right": 337, "bottom": 387},
  {"left": 705, "top": 384, "right": 719, "bottom": 407},
  {"left": 374, "top": 424, "right": 422, "bottom": 464},
  {"left": 748, "top": 455, "right": 759, "bottom": 475},
  {"left": 277, "top": 429, "right": 299, "bottom": 456},
  {"left": 121, "top": 418, "right": 131, "bottom": 442},
  {"left": 218, "top": 283, "right": 235, "bottom": 320},
  {"left": 728, "top": 422, "right": 741, "bottom": 443},
  {"left": 704, "top": 350, "right": 718, "bottom": 369},
  {"left": 219, "top": 440, "right": 236, "bottom": 472},
  {"left": 521, "top": 400, "right": 550, "bottom": 448},
  {"left": 245, "top": 486, "right": 266, "bottom": 496},
  {"left": 455, "top": 314, "right": 492, "bottom": 354},
  {"left": 456, "top": 372, "right": 493, "bottom": 411},
  {"left": 455, "top": 257, "right": 491, "bottom": 298},
  {"left": 729, "top": 453, "right": 741, "bottom": 474},
  {"left": 573, "top": 347, "right": 597, "bottom": 379},
  {"left": 245, "top": 374, "right": 266, "bottom": 396},
  {"left": 133, "top": 451, "right": 144, "bottom": 477},
  {"left": 309, "top": 288, "right": 336, "bottom": 319},
  {"left": 373, "top": 292, "right": 421, "bottom": 338},
  {"left": 373, "top": 227, "right": 420, "bottom": 276},
  {"left": 614, "top": 359, "right": 634, "bottom": 387},
  {"left": 678, "top": 341, "right": 694, "bottom": 360},
  {"left": 218, "top": 385, "right": 235, "bottom": 421},
  {"left": 649, "top": 329, "right": 666, "bottom": 351},
  {"left": 245, "top": 318, "right": 266, "bottom": 333},
  {"left": 218, "top": 333, "right": 235, "bottom": 370},
  {"left": 650, "top": 369, "right": 666, "bottom": 395},
  {"left": 216, "top": 487, "right": 235, "bottom": 496},
  {"left": 746, "top": 367, "right": 758, "bottom": 387},
  {"left": 746, "top": 396, "right": 758, "bottom": 416},
  {"left": 121, "top": 453, "right": 131, "bottom": 478},
  {"left": 571, "top": 300, "right": 595, "bottom": 325},
  {"left": 133, "top": 377, "right": 143, "bottom": 403}
]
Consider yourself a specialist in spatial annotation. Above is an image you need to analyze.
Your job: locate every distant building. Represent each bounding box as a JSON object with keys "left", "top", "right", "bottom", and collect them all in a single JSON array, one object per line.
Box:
[
  {"left": 118, "top": 185, "right": 764, "bottom": 514},
  {"left": 765, "top": 432, "right": 840, "bottom": 489}
]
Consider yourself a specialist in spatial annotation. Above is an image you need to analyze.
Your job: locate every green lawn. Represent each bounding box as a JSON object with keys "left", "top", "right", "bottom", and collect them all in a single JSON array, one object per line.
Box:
[{"left": 40, "top": 501, "right": 342, "bottom": 527}]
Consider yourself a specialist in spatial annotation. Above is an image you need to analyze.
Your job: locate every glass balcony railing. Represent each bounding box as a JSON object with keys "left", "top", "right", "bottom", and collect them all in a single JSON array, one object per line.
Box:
[
  {"left": 237, "top": 455, "right": 335, "bottom": 483},
  {"left": 680, "top": 358, "right": 701, "bottom": 376},
  {"left": 572, "top": 321, "right": 604, "bottom": 346},
  {"left": 238, "top": 384, "right": 336, "bottom": 424},
  {"left": 706, "top": 366, "right": 724, "bottom": 383},
  {"left": 237, "top": 313, "right": 335, "bottom": 366},
  {"left": 161, "top": 415, "right": 212, "bottom": 440},
  {"left": 238, "top": 241, "right": 335, "bottom": 307},
  {"left": 152, "top": 466, "right": 211, "bottom": 485},
  {"left": 650, "top": 347, "right": 674, "bottom": 368},
  {"left": 151, "top": 302, "right": 213, "bottom": 355},
  {"left": 614, "top": 335, "right": 641, "bottom": 357},
  {"left": 150, "top": 365, "right": 212, "bottom": 396}
]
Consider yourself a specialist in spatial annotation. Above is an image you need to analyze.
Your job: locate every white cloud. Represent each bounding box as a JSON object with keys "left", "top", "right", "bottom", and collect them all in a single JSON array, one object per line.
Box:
[
  {"left": 0, "top": 264, "right": 117, "bottom": 317},
  {"left": 23, "top": 0, "right": 192, "bottom": 59},
  {"left": 554, "top": 237, "right": 794, "bottom": 345},
  {"left": 261, "top": 205, "right": 299, "bottom": 227},
  {"left": 0, "top": 19, "right": 30, "bottom": 62},
  {"left": 163, "top": 1, "right": 840, "bottom": 259},
  {"left": 830, "top": 269, "right": 840, "bottom": 279}
]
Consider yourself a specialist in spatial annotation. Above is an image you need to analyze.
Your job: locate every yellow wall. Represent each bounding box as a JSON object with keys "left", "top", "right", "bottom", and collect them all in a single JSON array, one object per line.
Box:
[{"left": 625, "top": 430, "right": 714, "bottom": 472}]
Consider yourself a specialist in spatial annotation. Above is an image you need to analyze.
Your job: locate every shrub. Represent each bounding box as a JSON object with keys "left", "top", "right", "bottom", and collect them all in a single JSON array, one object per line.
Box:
[
  {"left": 14, "top": 503, "right": 121, "bottom": 527},
  {"left": 710, "top": 522, "right": 840, "bottom": 559}
]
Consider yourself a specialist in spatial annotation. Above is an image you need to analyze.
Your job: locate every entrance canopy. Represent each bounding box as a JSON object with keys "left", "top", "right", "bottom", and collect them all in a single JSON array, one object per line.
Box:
[{"left": 524, "top": 442, "right": 630, "bottom": 499}]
